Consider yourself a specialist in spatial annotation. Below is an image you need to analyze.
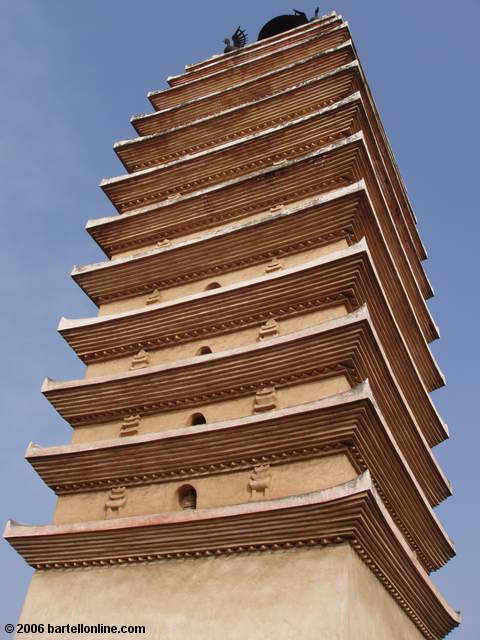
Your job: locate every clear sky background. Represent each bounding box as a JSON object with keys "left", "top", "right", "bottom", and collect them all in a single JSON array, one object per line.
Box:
[{"left": 0, "top": 0, "right": 478, "bottom": 637}]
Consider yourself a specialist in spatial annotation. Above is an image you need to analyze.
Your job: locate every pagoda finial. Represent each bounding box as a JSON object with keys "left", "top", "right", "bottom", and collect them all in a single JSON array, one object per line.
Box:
[
  {"left": 223, "top": 25, "right": 248, "bottom": 53},
  {"left": 293, "top": 9, "right": 308, "bottom": 20},
  {"left": 258, "top": 8, "right": 314, "bottom": 40}
]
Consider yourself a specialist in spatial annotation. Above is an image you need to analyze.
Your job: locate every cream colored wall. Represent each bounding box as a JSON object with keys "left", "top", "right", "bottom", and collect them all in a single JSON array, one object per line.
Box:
[
  {"left": 18, "top": 544, "right": 424, "bottom": 640},
  {"left": 97, "top": 239, "right": 348, "bottom": 316},
  {"left": 53, "top": 453, "right": 356, "bottom": 524},
  {"left": 346, "top": 545, "right": 425, "bottom": 639},
  {"left": 71, "top": 374, "right": 351, "bottom": 444},
  {"left": 85, "top": 304, "right": 347, "bottom": 379}
]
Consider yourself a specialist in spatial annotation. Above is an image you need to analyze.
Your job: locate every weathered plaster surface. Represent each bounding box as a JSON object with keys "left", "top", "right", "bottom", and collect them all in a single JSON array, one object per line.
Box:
[
  {"left": 96, "top": 239, "right": 348, "bottom": 316},
  {"left": 53, "top": 453, "right": 356, "bottom": 524},
  {"left": 86, "top": 304, "right": 347, "bottom": 378},
  {"left": 18, "top": 544, "right": 424, "bottom": 639},
  {"left": 71, "top": 374, "right": 350, "bottom": 444}
]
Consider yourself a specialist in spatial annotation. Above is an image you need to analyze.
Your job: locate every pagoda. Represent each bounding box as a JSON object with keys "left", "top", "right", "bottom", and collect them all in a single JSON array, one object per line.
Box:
[{"left": 5, "top": 10, "right": 460, "bottom": 639}]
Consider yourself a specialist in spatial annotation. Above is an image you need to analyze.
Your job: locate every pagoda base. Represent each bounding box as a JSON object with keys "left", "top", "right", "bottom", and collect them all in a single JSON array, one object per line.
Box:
[{"left": 18, "top": 544, "right": 423, "bottom": 639}]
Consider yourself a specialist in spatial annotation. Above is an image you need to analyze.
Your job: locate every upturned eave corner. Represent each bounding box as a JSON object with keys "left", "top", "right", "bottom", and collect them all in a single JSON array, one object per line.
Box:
[
  {"left": 24, "top": 382, "right": 455, "bottom": 571},
  {"left": 4, "top": 473, "right": 460, "bottom": 639},
  {"left": 11, "top": 9, "right": 459, "bottom": 638}
]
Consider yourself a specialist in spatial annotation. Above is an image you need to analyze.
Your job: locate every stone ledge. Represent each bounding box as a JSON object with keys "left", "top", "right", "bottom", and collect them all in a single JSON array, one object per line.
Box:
[
  {"left": 27, "top": 382, "right": 454, "bottom": 572},
  {"left": 43, "top": 307, "right": 449, "bottom": 503},
  {"left": 180, "top": 13, "right": 339, "bottom": 77},
  {"left": 169, "top": 15, "right": 343, "bottom": 86},
  {"left": 61, "top": 240, "right": 443, "bottom": 393},
  {"left": 3, "top": 472, "right": 460, "bottom": 640}
]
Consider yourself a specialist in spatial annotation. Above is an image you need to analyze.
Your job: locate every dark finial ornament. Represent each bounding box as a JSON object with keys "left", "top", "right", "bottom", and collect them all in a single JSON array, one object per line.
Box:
[
  {"left": 258, "top": 7, "right": 320, "bottom": 40},
  {"left": 293, "top": 9, "right": 308, "bottom": 20},
  {"left": 223, "top": 25, "right": 248, "bottom": 53}
]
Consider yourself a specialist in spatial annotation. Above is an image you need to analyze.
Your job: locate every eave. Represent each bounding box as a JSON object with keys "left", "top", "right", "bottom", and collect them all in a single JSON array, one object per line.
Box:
[
  {"left": 4, "top": 472, "right": 460, "bottom": 640},
  {"left": 183, "top": 13, "right": 339, "bottom": 74},
  {"left": 132, "top": 42, "right": 426, "bottom": 265},
  {"left": 26, "top": 383, "right": 454, "bottom": 572},
  {"left": 169, "top": 15, "right": 343, "bottom": 86},
  {"left": 90, "top": 137, "right": 430, "bottom": 312},
  {"left": 132, "top": 41, "right": 355, "bottom": 137},
  {"left": 80, "top": 182, "right": 438, "bottom": 349},
  {"left": 116, "top": 62, "right": 361, "bottom": 172},
  {"left": 345, "top": 36, "right": 425, "bottom": 259},
  {"left": 88, "top": 132, "right": 359, "bottom": 256},
  {"left": 43, "top": 308, "right": 450, "bottom": 504},
  {"left": 62, "top": 241, "right": 443, "bottom": 392},
  {"left": 103, "top": 99, "right": 432, "bottom": 309},
  {"left": 148, "top": 24, "right": 350, "bottom": 111},
  {"left": 101, "top": 94, "right": 363, "bottom": 212},
  {"left": 116, "top": 75, "right": 431, "bottom": 302}
]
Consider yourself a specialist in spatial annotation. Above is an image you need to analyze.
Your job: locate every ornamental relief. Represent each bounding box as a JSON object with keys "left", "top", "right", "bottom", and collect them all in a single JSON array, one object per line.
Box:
[
  {"left": 104, "top": 486, "right": 127, "bottom": 519},
  {"left": 104, "top": 170, "right": 352, "bottom": 257},
  {"left": 248, "top": 464, "right": 272, "bottom": 500},
  {"left": 83, "top": 291, "right": 352, "bottom": 365},
  {"left": 95, "top": 224, "right": 351, "bottom": 304},
  {"left": 130, "top": 88, "right": 353, "bottom": 171}
]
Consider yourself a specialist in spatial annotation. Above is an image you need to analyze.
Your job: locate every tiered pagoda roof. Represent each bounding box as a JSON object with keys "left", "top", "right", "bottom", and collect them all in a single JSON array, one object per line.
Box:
[
  {"left": 4, "top": 473, "right": 459, "bottom": 639},
  {"left": 5, "top": 10, "right": 459, "bottom": 638}
]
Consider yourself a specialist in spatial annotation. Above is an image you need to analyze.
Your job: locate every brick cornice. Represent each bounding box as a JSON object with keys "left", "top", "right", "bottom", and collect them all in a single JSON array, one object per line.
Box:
[
  {"left": 169, "top": 15, "right": 343, "bottom": 85},
  {"left": 80, "top": 182, "right": 361, "bottom": 302},
  {"left": 117, "top": 62, "right": 360, "bottom": 172},
  {"left": 133, "top": 42, "right": 355, "bottom": 137},
  {"left": 43, "top": 308, "right": 449, "bottom": 504},
  {"left": 102, "top": 95, "right": 430, "bottom": 303},
  {"left": 133, "top": 39, "right": 424, "bottom": 263},
  {"left": 115, "top": 82, "right": 431, "bottom": 301},
  {"left": 88, "top": 134, "right": 360, "bottom": 255},
  {"left": 62, "top": 241, "right": 442, "bottom": 392},
  {"left": 149, "top": 24, "right": 350, "bottom": 111},
  {"left": 80, "top": 181, "right": 437, "bottom": 349},
  {"left": 101, "top": 95, "right": 362, "bottom": 212},
  {"left": 3, "top": 473, "right": 460, "bottom": 639},
  {"left": 27, "top": 383, "right": 454, "bottom": 572}
]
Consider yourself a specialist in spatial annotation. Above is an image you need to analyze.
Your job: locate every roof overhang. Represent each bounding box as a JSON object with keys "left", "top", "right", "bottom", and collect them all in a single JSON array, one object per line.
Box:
[
  {"left": 3, "top": 472, "right": 460, "bottom": 639},
  {"left": 27, "top": 383, "right": 454, "bottom": 571},
  {"left": 43, "top": 307, "right": 449, "bottom": 503},
  {"left": 80, "top": 179, "right": 437, "bottom": 347},
  {"left": 62, "top": 240, "right": 443, "bottom": 392}
]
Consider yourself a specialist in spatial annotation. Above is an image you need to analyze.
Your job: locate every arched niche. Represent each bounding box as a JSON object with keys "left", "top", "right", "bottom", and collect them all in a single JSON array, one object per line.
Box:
[
  {"left": 205, "top": 281, "right": 221, "bottom": 291},
  {"left": 178, "top": 484, "right": 197, "bottom": 510},
  {"left": 197, "top": 345, "right": 213, "bottom": 356}
]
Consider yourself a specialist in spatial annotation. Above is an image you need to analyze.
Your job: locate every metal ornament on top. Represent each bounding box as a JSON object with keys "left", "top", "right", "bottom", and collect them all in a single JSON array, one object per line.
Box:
[{"left": 258, "top": 8, "right": 319, "bottom": 41}]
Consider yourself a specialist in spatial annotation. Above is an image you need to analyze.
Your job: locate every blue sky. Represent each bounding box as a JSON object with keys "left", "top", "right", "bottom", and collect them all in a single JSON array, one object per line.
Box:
[{"left": 1, "top": 1, "right": 478, "bottom": 636}]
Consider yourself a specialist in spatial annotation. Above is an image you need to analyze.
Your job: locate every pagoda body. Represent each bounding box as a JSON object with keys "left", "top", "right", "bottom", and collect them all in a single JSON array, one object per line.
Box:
[{"left": 6, "top": 12, "right": 460, "bottom": 639}]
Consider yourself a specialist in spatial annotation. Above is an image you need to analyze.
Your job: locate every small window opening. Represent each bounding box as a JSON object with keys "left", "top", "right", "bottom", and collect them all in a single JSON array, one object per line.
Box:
[
  {"left": 178, "top": 484, "right": 197, "bottom": 510},
  {"left": 197, "top": 345, "right": 213, "bottom": 356},
  {"left": 205, "top": 282, "right": 221, "bottom": 291},
  {"left": 190, "top": 413, "right": 207, "bottom": 426}
]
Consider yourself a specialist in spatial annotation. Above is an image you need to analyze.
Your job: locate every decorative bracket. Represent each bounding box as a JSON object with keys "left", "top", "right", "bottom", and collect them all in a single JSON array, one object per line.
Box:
[
  {"left": 265, "top": 256, "right": 284, "bottom": 273},
  {"left": 120, "top": 414, "right": 141, "bottom": 437},
  {"left": 104, "top": 486, "right": 127, "bottom": 519},
  {"left": 248, "top": 464, "right": 272, "bottom": 500},
  {"left": 257, "top": 318, "right": 280, "bottom": 341},
  {"left": 130, "top": 349, "right": 151, "bottom": 370},
  {"left": 253, "top": 386, "right": 278, "bottom": 413},
  {"left": 145, "top": 289, "right": 161, "bottom": 305}
]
